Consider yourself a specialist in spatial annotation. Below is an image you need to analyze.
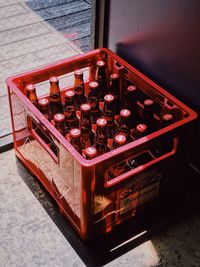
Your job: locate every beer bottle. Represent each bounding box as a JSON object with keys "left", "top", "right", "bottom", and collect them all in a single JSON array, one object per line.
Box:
[
  {"left": 69, "top": 128, "right": 81, "bottom": 153},
  {"left": 26, "top": 84, "right": 38, "bottom": 107},
  {"left": 162, "top": 113, "right": 174, "bottom": 127},
  {"left": 83, "top": 146, "right": 97, "bottom": 159},
  {"left": 95, "top": 118, "right": 109, "bottom": 155},
  {"left": 109, "top": 73, "right": 120, "bottom": 114},
  {"left": 125, "top": 85, "right": 138, "bottom": 126},
  {"left": 112, "top": 134, "right": 127, "bottom": 149},
  {"left": 103, "top": 94, "right": 117, "bottom": 138},
  {"left": 150, "top": 113, "right": 174, "bottom": 157},
  {"left": 80, "top": 103, "right": 94, "bottom": 149},
  {"left": 64, "top": 90, "right": 75, "bottom": 109},
  {"left": 88, "top": 81, "right": 102, "bottom": 123},
  {"left": 118, "top": 109, "right": 132, "bottom": 141},
  {"left": 132, "top": 124, "right": 147, "bottom": 140},
  {"left": 63, "top": 90, "right": 79, "bottom": 133},
  {"left": 95, "top": 60, "right": 108, "bottom": 101},
  {"left": 49, "top": 76, "right": 62, "bottom": 119},
  {"left": 74, "top": 69, "right": 87, "bottom": 109},
  {"left": 108, "top": 134, "right": 130, "bottom": 179},
  {"left": 53, "top": 113, "right": 66, "bottom": 135},
  {"left": 142, "top": 99, "right": 154, "bottom": 132},
  {"left": 38, "top": 98, "right": 50, "bottom": 121}
]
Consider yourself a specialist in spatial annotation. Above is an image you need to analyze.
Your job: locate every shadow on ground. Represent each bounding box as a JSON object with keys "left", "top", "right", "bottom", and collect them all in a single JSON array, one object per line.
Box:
[
  {"left": 16, "top": 156, "right": 200, "bottom": 267},
  {"left": 26, "top": 0, "right": 91, "bottom": 52}
]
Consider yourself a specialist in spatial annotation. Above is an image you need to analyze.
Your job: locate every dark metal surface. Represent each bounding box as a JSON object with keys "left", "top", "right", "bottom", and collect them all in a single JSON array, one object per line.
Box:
[{"left": 105, "top": 0, "right": 200, "bottom": 168}]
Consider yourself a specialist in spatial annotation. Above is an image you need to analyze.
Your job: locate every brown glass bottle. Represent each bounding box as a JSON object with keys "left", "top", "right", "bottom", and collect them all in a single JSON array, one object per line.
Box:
[
  {"left": 80, "top": 103, "right": 94, "bottom": 149},
  {"left": 132, "top": 124, "right": 147, "bottom": 140},
  {"left": 95, "top": 60, "right": 108, "bottom": 101},
  {"left": 125, "top": 85, "right": 138, "bottom": 126},
  {"left": 49, "top": 77, "right": 62, "bottom": 119},
  {"left": 162, "top": 113, "right": 174, "bottom": 127},
  {"left": 54, "top": 113, "right": 66, "bottom": 135},
  {"left": 142, "top": 99, "right": 155, "bottom": 132},
  {"left": 69, "top": 128, "right": 81, "bottom": 153},
  {"left": 74, "top": 69, "right": 87, "bottom": 109},
  {"left": 108, "top": 135, "right": 130, "bottom": 179},
  {"left": 63, "top": 90, "right": 79, "bottom": 133},
  {"left": 103, "top": 94, "right": 117, "bottom": 138},
  {"left": 109, "top": 73, "right": 120, "bottom": 114},
  {"left": 88, "top": 81, "right": 102, "bottom": 123},
  {"left": 95, "top": 118, "right": 109, "bottom": 155},
  {"left": 38, "top": 98, "right": 50, "bottom": 120},
  {"left": 26, "top": 84, "right": 38, "bottom": 107},
  {"left": 83, "top": 146, "right": 97, "bottom": 159},
  {"left": 118, "top": 109, "right": 132, "bottom": 141}
]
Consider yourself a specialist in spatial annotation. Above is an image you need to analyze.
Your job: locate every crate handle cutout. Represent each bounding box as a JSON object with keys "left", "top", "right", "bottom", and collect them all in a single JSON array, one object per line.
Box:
[
  {"left": 105, "top": 137, "right": 179, "bottom": 188},
  {"left": 27, "top": 116, "right": 59, "bottom": 163}
]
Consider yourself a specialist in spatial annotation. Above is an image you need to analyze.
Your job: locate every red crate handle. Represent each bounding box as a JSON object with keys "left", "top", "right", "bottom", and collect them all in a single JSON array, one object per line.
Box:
[
  {"left": 27, "top": 116, "right": 59, "bottom": 164},
  {"left": 105, "top": 137, "right": 179, "bottom": 188}
]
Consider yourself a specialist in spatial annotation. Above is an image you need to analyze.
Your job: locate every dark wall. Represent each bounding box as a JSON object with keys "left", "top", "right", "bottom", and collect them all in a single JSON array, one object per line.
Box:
[{"left": 106, "top": 0, "right": 200, "bottom": 168}]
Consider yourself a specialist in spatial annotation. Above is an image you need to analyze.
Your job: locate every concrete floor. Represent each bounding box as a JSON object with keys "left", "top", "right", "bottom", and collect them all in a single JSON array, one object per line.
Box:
[{"left": 1, "top": 149, "right": 200, "bottom": 266}]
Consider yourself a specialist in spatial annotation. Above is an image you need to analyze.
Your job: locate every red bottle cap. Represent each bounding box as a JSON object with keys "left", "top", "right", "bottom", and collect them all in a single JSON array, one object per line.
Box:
[
  {"left": 26, "top": 84, "right": 36, "bottom": 91},
  {"left": 70, "top": 128, "right": 81, "bottom": 138},
  {"left": 38, "top": 98, "right": 49, "bottom": 107},
  {"left": 89, "top": 81, "right": 99, "bottom": 89},
  {"left": 163, "top": 113, "right": 173, "bottom": 121},
  {"left": 127, "top": 85, "right": 137, "bottom": 92},
  {"left": 65, "top": 90, "right": 75, "bottom": 98},
  {"left": 54, "top": 113, "right": 65, "bottom": 122},
  {"left": 120, "top": 109, "right": 131, "bottom": 118},
  {"left": 74, "top": 69, "right": 83, "bottom": 78},
  {"left": 50, "top": 76, "right": 59, "bottom": 85},
  {"left": 136, "top": 124, "right": 147, "bottom": 133},
  {"left": 110, "top": 73, "right": 119, "bottom": 80},
  {"left": 114, "top": 134, "right": 126, "bottom": 145},
  {"left": 97, "top": 60, "right": 105, "bottom": 67},
  {"left": 80, "top": 103, "right": 91, "bottom": 112},
  {"left": 96, "top": 118, "right": 107, "bottom": 127},
  {"left": 104, "top": 94, "right": 114, "bottom": 103},
  {"left": 144, "top": 99, "right": 154, "bottom": 106},
  {"left": 85, "top": 146, "right": 97, "bottom": 158}
]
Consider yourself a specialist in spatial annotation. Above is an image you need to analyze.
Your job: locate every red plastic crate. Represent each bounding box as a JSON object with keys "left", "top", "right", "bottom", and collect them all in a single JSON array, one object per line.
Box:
[{"left": 6, "top": 48, "right": 197, "bottom": 240}]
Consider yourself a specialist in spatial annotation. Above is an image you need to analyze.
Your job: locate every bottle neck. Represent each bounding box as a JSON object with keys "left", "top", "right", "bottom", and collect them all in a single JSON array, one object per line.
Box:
[
  {"left": 81, "top": 112, "right": 92, "bottom": 129},
  {"left": 27, "top": 90, "right": 38, "bottom": 105}
]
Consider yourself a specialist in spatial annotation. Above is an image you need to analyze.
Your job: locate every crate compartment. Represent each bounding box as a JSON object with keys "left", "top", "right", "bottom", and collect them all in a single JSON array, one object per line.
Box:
[{"left": 6, "top": 48, "right": 197, "bottom": 240}]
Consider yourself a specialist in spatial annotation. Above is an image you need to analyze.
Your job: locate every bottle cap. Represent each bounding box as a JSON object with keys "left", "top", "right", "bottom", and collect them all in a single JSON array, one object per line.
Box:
[
  {"left": 89, "top": 81, "right": 99, "bottom": 89},
  {"left": 74, "top": 69, "right": 83, "bottom": 78},
  {"left": 26, "top": 84, "right": 36, "bottom": 91},
  {"left": 114, "top": 134, "right": 126, "bottom": 145},
  {"left": 96, "top": 118, "right": 107, "bottom": 127},
  {"left": 85, "top": 146, "right": 97, "bottom": 158},
  {"left": 136, "top": 124, "right": 147, "bottom": 133},
  {"left": 97, "top": 60, "right": 105, "bottom": 67},
  {"left": 144, "top": 99, "right": 154, "bottom": 106},
  {"left": 120, "top": 109, "right": 131, "bottom": 118},
  {"left": 80, "top": 103, "right": 91, "bottom": 112},
  {"left": 104, "top": 94, "right": 114, "bottom": 103},
  {"left": 127, "top": 85, "right": 137, "bottom": 92},
  {"left": 50, "top": 76, "right": 59, "bottom": 85},
  {"left": 65, "top": 90, "right": 75, "bottom": 98},
  {"left": 163, "top": 113, "right": 173, "bottom": 122},
  {"left": 38, "top": 98, "right": 49, "bottom": 107},
  {"left": 54, "top": 113, "right": 65, "bottom": 122},
  {"left": 110, "top": 73, "right": 119, "bottom": 80},
  {"left": 70, "top": 128, "right": 81, "bottom": 138}
]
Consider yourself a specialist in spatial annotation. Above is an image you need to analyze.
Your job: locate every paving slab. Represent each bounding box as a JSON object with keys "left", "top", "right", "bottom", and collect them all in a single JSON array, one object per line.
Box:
[{"left": 0, "top": 150, "right": 84, "bottom": 267}]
